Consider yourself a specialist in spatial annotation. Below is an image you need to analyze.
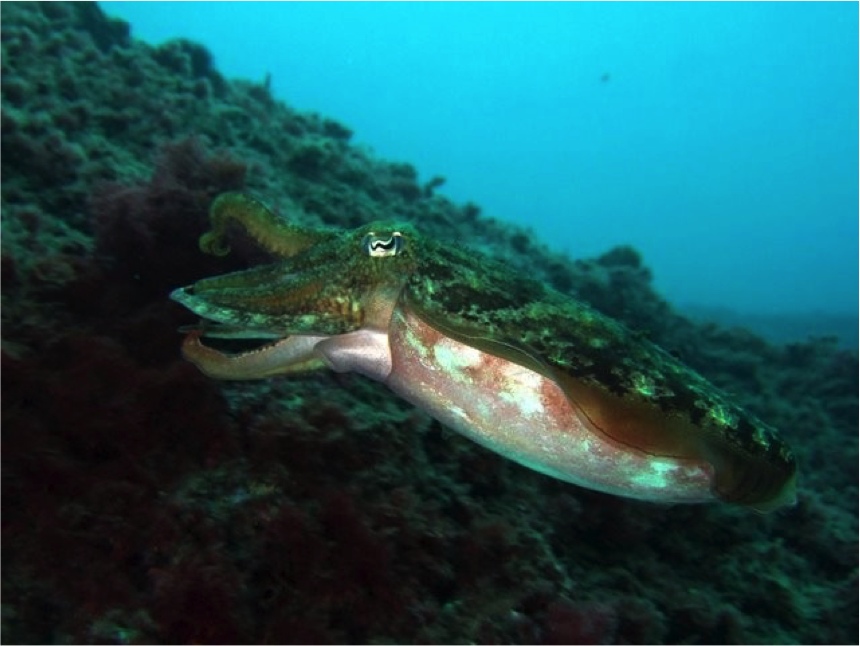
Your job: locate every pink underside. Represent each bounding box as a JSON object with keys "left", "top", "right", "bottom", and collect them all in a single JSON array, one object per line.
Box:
[{"left": 384, "top": 307, "right": 715, "bottom": 504}]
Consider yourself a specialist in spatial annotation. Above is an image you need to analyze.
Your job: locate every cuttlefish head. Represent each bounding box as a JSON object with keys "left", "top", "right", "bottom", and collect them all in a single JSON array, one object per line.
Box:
[{"left": 170, "top": 192, "right": 417, "bottom": 378}]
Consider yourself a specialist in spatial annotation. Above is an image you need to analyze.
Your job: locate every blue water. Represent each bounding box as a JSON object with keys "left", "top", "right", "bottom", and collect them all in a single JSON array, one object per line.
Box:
[{"left": 101, "top": 1, "right": 858, "bottom": 321}]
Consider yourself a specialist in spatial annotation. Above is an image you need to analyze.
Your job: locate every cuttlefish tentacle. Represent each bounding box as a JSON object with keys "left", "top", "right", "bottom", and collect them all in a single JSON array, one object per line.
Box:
[{"left": 171, "top": 192, "right": 797, "bottom": 512}]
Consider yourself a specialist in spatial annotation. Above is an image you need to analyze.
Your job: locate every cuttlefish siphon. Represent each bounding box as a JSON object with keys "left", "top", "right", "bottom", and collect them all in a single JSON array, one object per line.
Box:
[{"left": 171, "top": 193, "right": 796, "bottom": 512}]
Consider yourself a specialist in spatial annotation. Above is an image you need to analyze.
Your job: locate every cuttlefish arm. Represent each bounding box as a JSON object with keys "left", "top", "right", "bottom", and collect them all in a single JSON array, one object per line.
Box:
[
  {"left": 180, "top": 330, "right": 329, "bottom": 379},
  {"left": 199, "top": 192, "right": 336, "bottom": 258},
  {"left": 170, "top": 192, "right": 796, "bottom": 512}
]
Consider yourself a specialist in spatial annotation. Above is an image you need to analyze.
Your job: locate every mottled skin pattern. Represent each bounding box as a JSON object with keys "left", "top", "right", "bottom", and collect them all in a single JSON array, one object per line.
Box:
[
  {"left": 401, "top": 244, "right": 799, "bottom": 507},
  {"left": 172, "top": 193, "right": 796, "bottom": 511}
]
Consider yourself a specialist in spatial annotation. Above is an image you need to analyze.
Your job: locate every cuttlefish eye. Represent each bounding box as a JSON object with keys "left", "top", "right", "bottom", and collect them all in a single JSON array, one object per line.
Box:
[{"left": 362, "top": 232, "right": 404, "bottom": 257}]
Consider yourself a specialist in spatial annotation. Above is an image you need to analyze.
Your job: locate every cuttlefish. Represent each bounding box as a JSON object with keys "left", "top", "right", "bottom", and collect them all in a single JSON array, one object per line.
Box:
[{"left": 171, "top": 193, "right": 796, "bottom": 512}]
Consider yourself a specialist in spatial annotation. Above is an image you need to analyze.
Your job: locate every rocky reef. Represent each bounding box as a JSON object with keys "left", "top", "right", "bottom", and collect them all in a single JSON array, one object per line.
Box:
[{"left": 2, "top": 3, "right": 856, "bottom": 644}]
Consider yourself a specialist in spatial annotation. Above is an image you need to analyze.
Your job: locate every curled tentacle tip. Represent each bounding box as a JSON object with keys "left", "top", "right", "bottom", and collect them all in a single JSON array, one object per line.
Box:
[{"left": 199, "top": 232, "right": 230, "bottom": 257}]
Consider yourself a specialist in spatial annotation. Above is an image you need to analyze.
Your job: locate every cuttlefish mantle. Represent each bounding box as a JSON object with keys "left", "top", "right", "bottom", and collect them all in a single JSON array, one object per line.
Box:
[{"left": 170, "top": 192, "right": 797, "bottom": 512}]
